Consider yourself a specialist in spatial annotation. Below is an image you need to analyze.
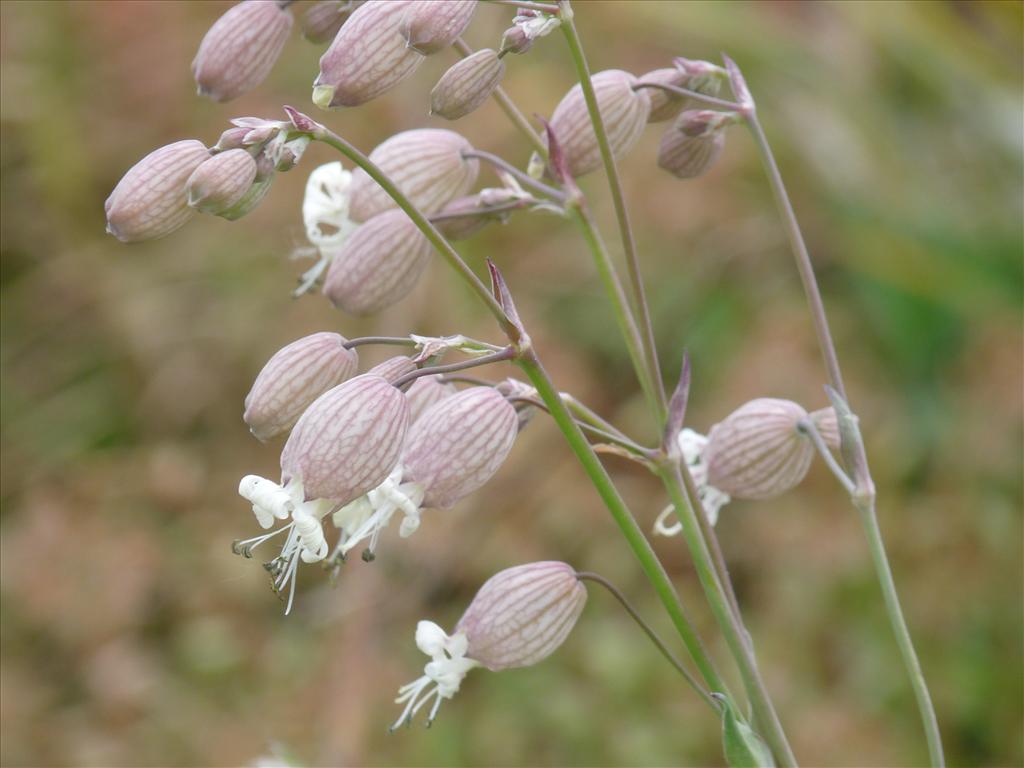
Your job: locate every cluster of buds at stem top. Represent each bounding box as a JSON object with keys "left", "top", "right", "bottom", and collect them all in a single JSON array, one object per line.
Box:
[
  {"left": 399, "top": 0, "right": 477, "bottom": 55},
  {"left": 704, "top": 398, "right": 837, "bottom": 499},
  {"left": 392, "top": 562, "right": 586, "bottom": 729},
  {"left": 332, "top": 385, "right": 517, "bottom": 558},
  {"left": 301, "top": 0, "right": 362, "bottom": 44},
  {"left": 657, "top": 109, "right": 737, "bottom": 180},
  {"left": 313, "top": 0, "right": 422, "bottom": 109},
  {"left": 639, "top": 57, "right": 727, "bottom": 123},
  {"left": 349, "top": 129, "right": 479, "bottom": 221},
  {"left": 546, "top": 70, "right": 652, "bottom": 178},
  {"left": 106, "top": 113, "right": 313, "bottom": 243},
  {"left": 431, "top": 48, "right": 505, "bottom": 121},
  {"left": 192, "top": 0, "right": 294, "bottom": 102},
  {"left": 243, "top": 332, "right": 359, "bottom": 441}
]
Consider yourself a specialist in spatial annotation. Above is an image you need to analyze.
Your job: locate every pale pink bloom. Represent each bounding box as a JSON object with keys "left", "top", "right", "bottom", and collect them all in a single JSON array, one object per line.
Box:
[
  {"left": 399, "top": 0, "right": 477, "bottom": 55},
  {"left": 431, "top": 48, "right": 505, "bottom": 120},
  {"left": 187, "top": 149, "right": 258, "bottom": 215}
]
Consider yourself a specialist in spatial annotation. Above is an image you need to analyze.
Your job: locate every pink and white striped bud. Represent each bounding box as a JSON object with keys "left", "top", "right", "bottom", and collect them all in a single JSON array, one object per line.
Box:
[
  {"left": 391, "top": 561, "right": 585, "bottom": 729},
  {"left": 217, "top": 175, "right": 273, "bottom": 220},
  {"left": 705, "top": 398, "right": 815, "bottom": 499},
  {"left": 810, "top": 406, "right": 841, "bottom": 450},
  {"left": 499, "top": 24, "right": 532, "bottom": 55},
  {"left": 280, "top": 374, "right": 409, "bottom": 502},
  {"left": 657, "top": 110, "right": 733, "bottom": 179},
  {"left": 243, "top": 332, "right": 359, "bottom": 441},
  {"left": 192, "top": 1, "right": 293, "bottom": 103},
  {"left": 639, "top": 67, "right": 688, "bottom": 123},
  {"left": 313, "top": 0, "right": 423, "bottom": 109},
  {"left": 547, "top": 69, "right": 651, "bottom": 178},
  {"left": 186, "top": 149, "right": 258, "bottom": 215},
  {"left": 322, "top": 208, "right": 433, "bottom": 315},
  {"left": 406, "top": 374, "right": 456, "bottom": 421},
  {"left": 399, "top": 0, "right": 477, "bottom": 55},
  {"left": 367, "top": 355, "right": 417, "bottom": 383},
  {"left": 105, "top": 140, "right": 211, "bottom": 242},
  {"left": 456, "top": 561, "right": 587, "bottom": 671},
  {"left": 349, "top": 129, "right": 479, "bottom": 221},
  {"left": 301, "top": 0, "right": 359, "bottom": 44},
  {"left": 430, "top": 48, "right": 505, "bottom": 120},
  {"left": 402, "top": 386, "right": 517, "bottom": 508}
]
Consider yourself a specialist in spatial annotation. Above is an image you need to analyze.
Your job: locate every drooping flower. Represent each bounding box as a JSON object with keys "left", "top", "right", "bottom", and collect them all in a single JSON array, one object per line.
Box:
[
  {"left": 187, "top": 149, "right": 258, "bottom": 215},
  {"left": 392, "top": 562, "right": 587, "bottom": 729},
  {"left": 235, "top": 373, "right": 410, "bottom": 611},
  {"left": 348, "top": 129, "right": 479, "bottom": 222},
  {"left": 313, "top": 0, "right": 423, "bottom": 109},
  {"left": 105, "top": 140, "right": 211, "bottom": 242},
  {"left": 331, "top": 386, "right": 516, "bottom": 560},
  {"left": 243, "top": 332, "right": 359, "bottom": 441},
  {"left": 653, "top": 427, "right": 731, "bottom": 535},
  {"left": 301, "top": 0, "right": 359, "bottom": 44},
  {"left": 192, "top": 0, "right": 294, "bottom": 103},
  {"left": 430, "top": 48, "right": 505, "bottom": 121},
  {"left": 399, "top": 0, "right": 477, "bottom": 55},
  {"left": 546, "top": 69, "right": 651, "bottom": 178}
]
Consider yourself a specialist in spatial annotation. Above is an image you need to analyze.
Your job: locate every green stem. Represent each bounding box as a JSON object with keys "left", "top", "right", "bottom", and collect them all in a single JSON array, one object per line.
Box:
[
  {"left": 739, "top": 80, "right": 943, "bottom": 767},
  {"left": 315, "top": 128, "right": 515, "bottom": 337},
  {"left": 568, "top": 204, "right": 662, "bottom": 424},
  {"left": 856, "top": 498, "right": 945, "bottom": 768},
  {"left": 453, "top": 38, "right": 549, "bottom": 158},
  {"left": 518, "top": 350, "right": 728, "bottom": 697},
  {"left": 658, "top": 465, "right": 797, "bottom": 768},
  {"left": 576, "top": 571, "right": 716, "bottom": 709},
  {"left": 559, "top": 2, "right": 667, "bottom": 423}
]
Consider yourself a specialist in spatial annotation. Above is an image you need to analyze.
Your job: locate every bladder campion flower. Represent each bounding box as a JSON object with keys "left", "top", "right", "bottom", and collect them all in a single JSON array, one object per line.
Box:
[{"left": 392, "top": 562, "right": 587, "bottom": 729}]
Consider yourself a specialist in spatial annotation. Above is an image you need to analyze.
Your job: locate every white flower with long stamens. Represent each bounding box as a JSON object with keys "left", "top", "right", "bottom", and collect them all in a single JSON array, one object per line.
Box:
[
  {"left": 392, "top": 562, "right": 587, "bottom": 730},
  {"left": 296, "top": 161, "right": 360, "bottom": 295},
  {"left": 653, "top": 427, "right": 731, "bottom": 535}
]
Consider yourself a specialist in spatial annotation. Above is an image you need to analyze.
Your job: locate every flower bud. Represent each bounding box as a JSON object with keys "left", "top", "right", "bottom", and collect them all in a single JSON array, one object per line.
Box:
[
  {"left": 322, "top": 208, "right": 433, "bottom": 315},
  {"left": 638, "top": 67, "right": 688, "bottom": 123},
  {"left": 243, "top": 332, "right": 359, "bottom": 441},
  {"left": 275, "top": 136, "right": 310, "bottom": 172},
  {"left": 217, "top": 175, "right": 273, "bottom": 220},
  {"left": 186, "top": 149, "right": 258, "bottom": 215},
  {"left": 280, "top": 374, "right": 409, "bottom": 502},
  {"left": 657, "top": 110, "right": 732, "bottom": 179},
  {"left": 430, "top": 48, "right": 504, "bottom": 120},
  {"left": 214, "top": 126, "right": 253, "bottom": 152},
  {"left": 105, "top": 140, "right": 211, "bottom": 242},
  {"left": 403, "top": 386, "right": 517, "bottom": 508},
  {"left": 705, "top": 398, "right": 815, "bottom": 499},
  {"left": 499, "top": 24, "right": 532, "bottom": 55},
  {"left": 192, "top": 0, "right": 293, "bottom": 103},
  {"left": 367, "top": 355, "right": 417, "bottom": 383},
  {"left": 301, "top": 0, "right": 358, "bottom": 43},
  {"left": 810, "top": 406, "right": 841, "bottom": 450},
  {"left": 455, "top": 561, "right": 587, "bottom": 671},
  {"left": 547, "top": 69, "right": 650, "bottom": 178},
  {"left": 313, "top": 0, "right": 423, "bottom": 109},
  {"left": 406, "top": 374, "right": 456, "bottom": 421},
  {"left": 348, "top": 129, "right": 479, "bottom": 221},
  {"left": 399, "top": 0, "right": 477, "bottom": 55}
]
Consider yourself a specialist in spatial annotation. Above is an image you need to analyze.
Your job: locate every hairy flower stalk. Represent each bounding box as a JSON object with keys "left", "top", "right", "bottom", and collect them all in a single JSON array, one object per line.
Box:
[
  {"left": 392, "top": 562, "right": 586, "bottom": 728},
  {"left": 192, "top": 0, "right": 294, "bottom": 102}
]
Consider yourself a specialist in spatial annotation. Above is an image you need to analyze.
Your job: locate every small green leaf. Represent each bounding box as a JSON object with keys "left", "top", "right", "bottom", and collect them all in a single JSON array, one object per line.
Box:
[{"left": 715, "top": 694, "right": 776, "bottom": 768}]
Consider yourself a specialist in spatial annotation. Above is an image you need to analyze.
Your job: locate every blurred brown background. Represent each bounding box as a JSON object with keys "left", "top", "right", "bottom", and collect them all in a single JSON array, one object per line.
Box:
[{"left": 1, "top": 1, "right": 1022, "bottom": 766}]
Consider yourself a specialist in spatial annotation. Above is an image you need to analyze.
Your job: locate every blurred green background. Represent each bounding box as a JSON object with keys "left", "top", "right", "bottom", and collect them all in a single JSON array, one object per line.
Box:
[{"left": 1, "top": 1, "right": 1022, "bottom": 766}]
